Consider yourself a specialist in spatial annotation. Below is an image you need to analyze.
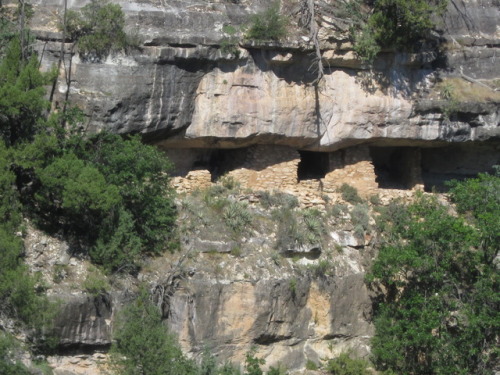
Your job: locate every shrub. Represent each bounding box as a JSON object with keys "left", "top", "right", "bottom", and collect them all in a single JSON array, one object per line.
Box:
[
  {"left": 369, "top": 185, "right": 499, "bottom": 374},
  {"left": 369, "top": 194, "right": 381, "bottom": 206},
  {"left": 310, "top": 259, "right": 332, "bottom": 278},
  {"left": 329, "top": 203, "right": 349, "bottom": 218},
  {"left": 326, "top": 353, "right": 370, "bottom": 375},
  {"left": 246, "top": 3, "right": 288, "bottom": 41},
  {"left": 350, "top": 204, "right": 370, "bottom": 232},
  {"left": 53, "top": 264, "right": 69, "bottom": 283},
  {"left": 305, "top": 359, "right": 318, "bottom": 371},
  {"left": 0, "top": 142, "right": 55, "bottom": 333},
  {"left": 14, "top": 131, "right": 177, "bottom": 273},
  {"left": 260, "top": 190, "right": 298, "bottom": 210},
  {"left": 244, "top": 350, "right": 265, "bottom": 375},
  {"left": 339, "top": 183, "right": 363, "bottom": 204},
  {"left": 0, "top": 38, "right": 51, "bottom": 146},
  {"left": 303, "top": 208, "right": 326, "bottom": 243},
  {"left": 223, "top": 201, "right": 252, "bottom": 234},
  {"left": 0, "top": 332, "right": 31, "bottom": 375},
  {"left": 65, "top": 0, "right": 128, "bottom": 61},
  {"left": 352, "top": 24, "right": 381, "bottom": 63},
  {"left": 289, "top": 278, "right": 297, "bottom": 297},
  {"left": 268, "top": 364, "right": 288, "bottom": 375},
  {"left": 111, "top": 290, "right": 198, "bottom": 375},
  {"left": 347, "top": 0, "right": 448, "bottom": 63},
  {"left": 83, "top": 266, "right": 110, "bottom": 296}
]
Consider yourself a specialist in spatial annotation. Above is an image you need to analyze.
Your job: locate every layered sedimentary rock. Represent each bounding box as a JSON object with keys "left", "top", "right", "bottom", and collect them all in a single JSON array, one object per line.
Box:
[
  {"left": 25, "top": 0, "right": 499, "bottom": 150},
  {"left": 16, "top": 0, "right": 500, "bottom": 372}
]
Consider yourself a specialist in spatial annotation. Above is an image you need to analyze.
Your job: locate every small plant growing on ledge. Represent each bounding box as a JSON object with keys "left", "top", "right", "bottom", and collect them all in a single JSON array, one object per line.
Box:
[
  {"left": 339, "top": 183, "right": 363, "bottom": 204},
  {"left": 246, "top": 2, "right": 288, "bottom": 41},
  {"left": 64, "top": 0, "right": 130, "bottom": 62}
]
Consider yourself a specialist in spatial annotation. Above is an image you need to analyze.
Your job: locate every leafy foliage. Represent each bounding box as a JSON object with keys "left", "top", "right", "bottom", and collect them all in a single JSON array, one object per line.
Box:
[
  {"left": 0, "top": 141, "right": 56, "bottom": 353},
  {"left": 0, "top": 332, "right": 31, "bottom": 375},
  {"left": 15, "top": 129, "right": 177, "bottom": 272},
  {"left": 326, "top": 352, "right": 370, "bottom": 375},
  {"left": 368, "top": 0, "right": 446, "bottom": 49},
  {"left": 368, "top": 176, "right": 499, "bottom": 375},
  {"left": 0, "top": 38, "right": 52, "bottom": 145},
  {"left": 112, "top": 290, "right": 198, "bottom": 375},
  {"left": 65, "top": 0, "right": 128, "bottom": 61},
  {"left": 339, "top": 183, "right": 363, "bottom": 204},
  {"left": 274, "top": 207, "right": 326, "bottom": 250},
  {"left": 344, "top": 0, "right": 447, "bottom": 63},
  {"left": 246, "top": 3, "right": 288, "bottom": 41}
]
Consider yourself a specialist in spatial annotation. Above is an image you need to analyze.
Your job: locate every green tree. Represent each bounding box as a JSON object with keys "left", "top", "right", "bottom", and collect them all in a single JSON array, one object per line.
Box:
[
  {"left": 246, "top": 3, "right": 288, "bottom": 41},
  {"left": 349, "top": 0, "right": 447, "bottom": 63},
  {"left": 111, "top": 290, "right": 198, "bottom": 375},
  {"left": 0, "top": 141, "right": 55, "bottom": 341},
  {"left": 0, "top": 332, "right": 31, "bottom": 375},
  {"left": 368, "top": 183, "right": 499, "bottom": 375},
  {"left": 0, "top": 37, "right": 51, "bottom": 145},
  {"left": 65, "top": 0, "right": 128, "bottom": 61},
  {"left": 79, "top": 133, "right": 176, "bottom": 256},
  {"left": 13, "top": 128, "right": 177, "bottom": 272}
]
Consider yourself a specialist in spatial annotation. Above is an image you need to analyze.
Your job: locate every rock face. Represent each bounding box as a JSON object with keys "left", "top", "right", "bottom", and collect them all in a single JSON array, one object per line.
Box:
[
  {"left": 167, "top": 276, "right": 373, "bottom": 369},
  {"left": 53, "top": 293, "right": 113, "bottom": 350},
  {"left": 16, "top": 0, "right": 500, "bottom": 372},
  {"left": 26, "top": 0, "right": 499, "bottom": 150}
]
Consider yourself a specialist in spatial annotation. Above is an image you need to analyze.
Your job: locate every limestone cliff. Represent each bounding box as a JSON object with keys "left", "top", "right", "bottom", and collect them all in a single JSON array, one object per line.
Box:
[
  {"left": 25, "top": 0, "right": 500, "bottom": 196},
  {"left": 27, "top": 0, "right": 499, "bottom": 150},
  {"left": 13, "top": 0, "right": 500, "bottom": 373}
]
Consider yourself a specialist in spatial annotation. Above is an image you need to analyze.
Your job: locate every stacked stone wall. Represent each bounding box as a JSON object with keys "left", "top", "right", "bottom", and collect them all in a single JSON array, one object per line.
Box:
[
  {"left": 226, "top": 145, "right": 300, "bottom": 191},
  {"left": 168, "top": 145, "right": 383, "bottom": 207}
]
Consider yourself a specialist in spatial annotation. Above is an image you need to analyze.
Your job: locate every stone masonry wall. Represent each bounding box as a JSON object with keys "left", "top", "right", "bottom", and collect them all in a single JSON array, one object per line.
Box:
[{"left": 168, "top": 145, "right": 384, "bottom": 206}]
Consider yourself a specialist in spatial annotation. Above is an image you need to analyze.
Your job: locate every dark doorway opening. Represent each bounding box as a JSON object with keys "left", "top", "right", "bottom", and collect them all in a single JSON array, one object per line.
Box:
[
  {"left": 297, "top": 151, "right": 329, "bottom": 181},
  {"left": 370, "top": 147, "right": 415, "bottom": 189},
  {"left": 198, "top": 148, "right": 248, "bottom": 182}
]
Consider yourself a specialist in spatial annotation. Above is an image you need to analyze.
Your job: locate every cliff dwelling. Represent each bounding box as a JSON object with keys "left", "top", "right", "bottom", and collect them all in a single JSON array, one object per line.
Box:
[{"left": 165, "top": 143, "right": 500, "bottom": 201}]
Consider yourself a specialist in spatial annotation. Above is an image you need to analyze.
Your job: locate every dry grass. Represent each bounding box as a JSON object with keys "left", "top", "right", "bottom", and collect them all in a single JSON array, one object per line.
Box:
[{"left": 436, "top": 77, "right": 500, "bottom": 103}]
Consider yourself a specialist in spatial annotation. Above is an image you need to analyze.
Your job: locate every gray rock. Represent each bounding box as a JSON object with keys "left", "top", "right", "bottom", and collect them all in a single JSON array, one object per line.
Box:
[
  {"left": 331, "top": 231, "right": 364, "bottom": 248},
  {"left": 26, "top": 0, "right": 499, "bottom": 150},
  {"left": 53, "top": 294, "right": 113, "bottom": 349}
]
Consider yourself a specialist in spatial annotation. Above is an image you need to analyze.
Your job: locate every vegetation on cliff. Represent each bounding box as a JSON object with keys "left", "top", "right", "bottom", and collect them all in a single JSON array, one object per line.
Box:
[
  {"left": 0, "top": 5, "right": 176, "bottom": 369},
  {"left": 64, "top": 0, "right": 130, "bottom": 61},
  {"left": 369, "top": 172, "right": 499, "bottom": 375},
  {"left": 1, "top": 1, "right": 499, "bottom": 374}
]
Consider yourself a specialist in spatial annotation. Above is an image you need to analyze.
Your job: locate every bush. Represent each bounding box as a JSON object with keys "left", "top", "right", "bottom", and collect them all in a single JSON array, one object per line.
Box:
[
  {"left": 223, "top": 201, "right": 252, "bottom": 234},
  {"left": 112, "top": 290, "right": 198, "bottom": 375},
  {"left": 339, "top": 184, "right": 363, "bottom": 204},
  {"left": 82, "top": 266, "right": 110, "bottom": 296},
  {"left": 65, "top": 0, "right": 128, "bottom": 61},
  {"left": 0, "top": 142, "right": 55, "bottom": 334},
  {"left": 369, "top": 184, "right": 499, "bottom": 374},
  {"left": 0, "top": 38, "right": 51, "bottom": 146},
  {"left": 347, "top": 0, "right": 448, "bottom": 63},
  {"left": 14, "top": 131, "right": 177, "bottom": 273},
  {"left": 305, "top": 359, "right": 318, "bottom": 371},
  {"left": 246, "top": 3, "right": 288, "bottom": 41},
  {"left": 260, "top": 190, "right": 298, "bottom": 210},
  {"left": 0, "top": 332, "right": 31, "bottom": 375},
  {"left": 302, "top": 208, "right": 326, "bottom": 243},
  {"left": 326, "top": 353, "right": 370, "bottom": 375},
  {"left": 350, "top": 204, "right": 370, "bottom": 232},
  {"left": 244, "top": 350, "right": 265, "bottom": 375}
]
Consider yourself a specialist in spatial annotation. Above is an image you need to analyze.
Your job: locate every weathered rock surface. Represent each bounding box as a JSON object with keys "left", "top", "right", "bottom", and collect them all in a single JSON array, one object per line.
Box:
[
  {"left": 23, "top": 192, "right": 378, "bottom": 373},
  {"left": 14, "top": 0, "right": 500, "bottom": 372},
  {"left": 167, "top": 275, "right": 373, "bottom": 369},
  {"left": 23, "top": 0, "right": 499, "bottom": 150},
  {"left": 53, "top": 293, "right": 113, "bottom": 350}
]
